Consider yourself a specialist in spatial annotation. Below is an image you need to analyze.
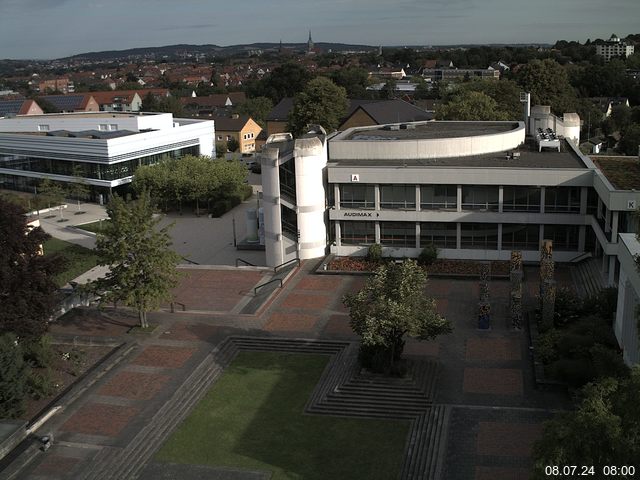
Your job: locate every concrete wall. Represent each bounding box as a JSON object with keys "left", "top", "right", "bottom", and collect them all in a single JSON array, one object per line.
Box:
[{"left": 615, "top": 234, "right": 640, "bottom": 366}]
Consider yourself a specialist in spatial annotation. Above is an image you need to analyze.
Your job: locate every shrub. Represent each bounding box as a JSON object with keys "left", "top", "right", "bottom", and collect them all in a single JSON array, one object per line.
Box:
[
  {"left": 240, "top": 184, "right": 253, "bottom": 200},
  {"left": 535, "top": 328, "right": 561, "bottom": 364},
  {"left": 583, "top": 287, "right": 618, "bottom": 322},
  {"left": 210, "top": 199, "right": 232, "bottom": 217},
  {"left": 554, "top": 287, "right": 583, "bottom": 327},
  {"left": 366, "top": 243, "right": 383, "bottom": 263},
  {"left": 556, "top": 332, "right": 595, "bottom": 358},
  {"left": 0, "top": 334, "right": 28, "bottom": 419},
  {"left": 418, "top": 243, "right": 438, "bottom": 266},
  {"left": 546, "top": 358, "right": 594, "bottom": 387},
  {"left": 23, "top": 335, "right": 55, "bottom": 369},
  {"left": 590, "top": 344, "right": 629, "bottom": 380},
  {"left": 26, "top": 367, "right": 56, "bottom": 400}
]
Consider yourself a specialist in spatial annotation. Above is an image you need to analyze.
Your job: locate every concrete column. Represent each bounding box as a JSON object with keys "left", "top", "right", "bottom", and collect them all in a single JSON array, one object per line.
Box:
[
  {"left": 375, "top": 221, "right": 380, "bottom": 244},
  {"left": 497, "top": 223, "right": 503, "bottom": 251},
  {"left": 612, "top": 211, "right": 619, "bottom": 243},
  {"left": 597, "top": 197, "right": 603, "bottom": 219},
  {"left": 605, "top": 208, "right": 611, "bottom": 234},
  {"left": 457, "top": 185, "right": 462, "bottom": 212},
  {"left": 415, "top": 222, "right": 420, "bottom": 249},
  {"left": 375, "top": 185, "right": 380, "bottom": 211},
  {"left": 540, "top": 187, "right": 545, "bottom": 214},
  {"left": 578, "top": 225, "right": 586, "bottom": 252},
  {"left": 580, "top": 186, "right": 588, "bottom": 215},
  {"left": 456, "top": 222, "right": 461, "bottom": 249},
  {"left": 335, "top": 221, "right": 341, "bottom": 247},
  {"left": 334, "top": 184, "right": 340, "bottom": 210},
  {"left": 415, "top": 185, "right": 421, "bottom": 212},
  {"left": 608, "top": 255, "right": 616, "bottom": 286},
  {"left": 498, "top": 186, "right": 504, "bottom": 213}
]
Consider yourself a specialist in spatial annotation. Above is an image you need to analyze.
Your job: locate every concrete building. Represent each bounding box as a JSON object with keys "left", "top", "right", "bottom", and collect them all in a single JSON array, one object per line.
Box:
[
  {"left": 38, "top": 78, "right": 74, "bottom": 94},
  {"left": 596, "top": 34, "right": 635, "bottom": 61},
  {"left": 0, "top": 112, "right": 214, "bottom": 200}
]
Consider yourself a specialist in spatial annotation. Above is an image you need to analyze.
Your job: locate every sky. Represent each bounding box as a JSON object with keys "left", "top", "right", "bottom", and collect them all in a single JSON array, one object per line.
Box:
[{"left": 0, "top": 0, "right": 638, "bottom": 59}]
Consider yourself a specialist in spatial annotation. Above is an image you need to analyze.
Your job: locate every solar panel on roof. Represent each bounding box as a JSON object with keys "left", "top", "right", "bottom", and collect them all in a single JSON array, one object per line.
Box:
[
  {"left": 0, "top": 100, "right": 25, "bottom": 116},
  {"left": 41, "top": 95, "right": 84, "bottom": 110}
]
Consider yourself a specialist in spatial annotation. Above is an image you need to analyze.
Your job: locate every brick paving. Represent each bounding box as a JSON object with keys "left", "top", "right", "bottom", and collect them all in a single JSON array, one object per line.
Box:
[
  {"left": 61, "top": 403, "right": 140, "bottom": 437},
  {"left": 131, "top": 345, "right": 197, "bottom": 369},
  {"left": 321, "top": 314, "right": 357, "bottom": 338},
  {"left": 31, "top": 455, "right": 80, "bottom": 476},
  {"left": 463, "top": 368, "right": 524, "bottom": 396},
  {"left": 296, "top": 276, "right": 345, "bottom": 292},
  {"left": 465, "top": 338, "right": 521, "bottom": 362},
  {"left": 264, "top": 312, "right": 320, "bottom": 332},
  {"left": 98, "top": 371, "right": 170, "bottom": 400},
  {"left": 281, "top": 293, "right": 333, "bottom": 309},
  {"left": 159, "top": 321, "right": 220, "bottom": 342},
  {"left": 476, "top": 422, "right": 543, "bottom": 457},
  {"left": 404, "top": 339, "right": 440, "bottom": 357}
]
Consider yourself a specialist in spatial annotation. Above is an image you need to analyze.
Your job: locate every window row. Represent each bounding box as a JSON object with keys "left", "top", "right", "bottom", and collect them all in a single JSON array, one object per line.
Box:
[
  {"left": 339, "top": 221, "right": 580, "bottom": 251},
  {"left": 338, "top": 184, "right": 585, "bottom": 213}
]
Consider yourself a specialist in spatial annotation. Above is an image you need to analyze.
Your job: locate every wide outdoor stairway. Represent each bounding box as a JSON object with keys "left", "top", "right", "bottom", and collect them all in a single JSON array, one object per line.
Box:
[{"left": 571, "top": 257, "right": 606, "bottom": 298}]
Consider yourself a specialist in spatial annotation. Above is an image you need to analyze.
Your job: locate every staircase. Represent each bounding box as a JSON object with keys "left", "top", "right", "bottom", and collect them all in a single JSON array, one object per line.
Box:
[{"left": 571, "top": 258, "right": 606, "bottom": 298}]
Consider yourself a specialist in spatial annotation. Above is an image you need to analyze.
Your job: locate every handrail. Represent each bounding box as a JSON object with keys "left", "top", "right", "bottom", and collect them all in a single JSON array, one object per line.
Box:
[
  {"left": 170, "top": 302, "right": 186, "bottom": 313},
  {"left": 254, "top": 278, "right": 283, "bottom": 295},
  {"left": 273, "top": 257, "right": 300, "bottom": 273},
  {"left": 181, "top": 256, "right": 200, "bottom": 265},
  {"left": 568, "top": 252, "right": 592, "bottom": 263},
  {"left": 235, "top": 258, "right": 256, "bottom": 267}
]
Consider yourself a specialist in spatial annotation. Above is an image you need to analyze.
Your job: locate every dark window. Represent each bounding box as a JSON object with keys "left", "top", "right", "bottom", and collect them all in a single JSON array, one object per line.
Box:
[
  {"left": 279, "top": 159, "right": 296, "bottom": 201},
  {"left": 281, "top": 205, "right": 298, "bottom": 240},
  {"left": 544, "top": 187, "right": 581, "bottom": 213},
  {"left": 339, "top": 184, "right": 375, "bottom": 209},
  {"left": 420, "top": 222, "right": 457, "bottom": 248},
  {"left": 543, "top": 224, "right": 579, "bottom": 251},
  {"left": 380, "top": 222, "right": 416, "bottom": 247},
  {"left": 462, "top": 186, "right": 499, "bottom": 211},
  {"left": 503, "top": 186, "right": 541, "bottom": 212},
  {"left": 501, "top": 224, "right": 540, "bottom": 250},
  {"left": 586, "top": 188, "right": 598, "bottom": 216},
  {"left": 460, "top": 223, "right": 499, "bottom": 249},
  {"left": 341, "top": 221, "right": 375, "bottom": 245},
  {"left": 420, "top": 185, "right": 457, "bottom": 210},
  {"left": 380, "top": 184, "right": 416, "bottom": 210}
]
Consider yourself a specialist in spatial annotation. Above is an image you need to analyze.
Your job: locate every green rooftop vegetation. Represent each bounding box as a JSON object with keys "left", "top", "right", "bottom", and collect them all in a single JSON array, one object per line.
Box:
[{"left": 593, "top": 156, "right": 640, "bottom": 190}]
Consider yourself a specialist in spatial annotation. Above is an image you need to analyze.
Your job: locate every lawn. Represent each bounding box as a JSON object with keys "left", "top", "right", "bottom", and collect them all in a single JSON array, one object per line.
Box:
[
  {"left": 75, "top": 219, "right": 110, "bottom": 233},
  {"left": 156, "top": 352, "right": 410, "bottom": 480},
  {"left": 43, "top": 237, "right": 100, "bottom": 287}
]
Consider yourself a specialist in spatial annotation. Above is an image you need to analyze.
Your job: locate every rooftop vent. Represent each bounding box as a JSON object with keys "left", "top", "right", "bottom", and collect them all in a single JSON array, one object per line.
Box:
[{"left": 383, "top": 124, "right": 400, "bottom": 131}]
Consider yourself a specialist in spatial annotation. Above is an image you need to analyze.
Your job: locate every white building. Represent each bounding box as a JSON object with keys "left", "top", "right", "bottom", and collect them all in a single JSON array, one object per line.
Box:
[
  {"left": 595, "top": 34, "right": 635, "bottom": 61},
  {"left": 0, "top": 112, "right": 214, "bottom": 200}
]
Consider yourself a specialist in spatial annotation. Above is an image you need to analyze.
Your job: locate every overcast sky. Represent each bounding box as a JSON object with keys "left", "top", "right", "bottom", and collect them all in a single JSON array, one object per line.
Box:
[{"left": 0, "top": 0, "right": 638, "bottom": 59}]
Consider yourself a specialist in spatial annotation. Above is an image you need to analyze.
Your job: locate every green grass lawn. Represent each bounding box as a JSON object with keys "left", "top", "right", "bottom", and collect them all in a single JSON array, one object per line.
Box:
[
  {"left": 156, "top": 352, "right": 410, "bottom": 480},
  {"left": 43, "top": 238, "right": 100, "bottom": 287},
  {"left": 75, "top": 220, "right": 110, "bottom": 233}
]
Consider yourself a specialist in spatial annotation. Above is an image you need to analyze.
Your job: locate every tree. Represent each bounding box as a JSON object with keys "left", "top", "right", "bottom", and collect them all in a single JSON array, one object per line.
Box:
[
  {"left": 436, "top": 90, "right": 511, "bottom": 121},
  {"left": 0, "top": 198, "right": 64, "bottom": 339},
  {"left": 516, "top": 58, "right": 577, "bottom": 115},
  {"left": 618, "top": 124, "right": 640, "bottom": 156},
  {"left": 246, "top": 62, "right": 314, "bottom": 104},
  {"left": 90, "top": 192, "right": 180, "bottom": 328},
  {"left": 226, "top": 137, "right": 240, "bottom": 153},
  {"left": 235, "top": 96, "right": 273, "bottom": 128},
  {"left": 38, "top": 177, "right": 65, "bottom": 210},
  {"left": 457, "top": 79, "right": 523, "bottom": 120},
  {"left": 532, "top": 368, "right": 640, "bottom": 477},
  {"left": 67, "top": 165, "right": 90, "bottom": 212},
  {"left": 140, "top": 92, "right": 159, "bottom": 112},
  {"left": 287, "top": 77, "right": 348, "bottom": 136},
  {"left": 343, "top": 260, "right": 452, "bottom": 373},
  {"left": 330, "top": 67, "right": 371, "bottom": 98},
  {"left": 0, "top": 334, "right": 29, "bottom": 419},
  {"left": 381, "top": 79, "right": 397, "bottom": 99}
]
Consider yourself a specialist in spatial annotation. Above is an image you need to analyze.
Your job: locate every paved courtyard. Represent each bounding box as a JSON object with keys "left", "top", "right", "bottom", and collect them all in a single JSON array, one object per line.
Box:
[{"left": 13, "top": 262, "right": 574, "bottom": 480}]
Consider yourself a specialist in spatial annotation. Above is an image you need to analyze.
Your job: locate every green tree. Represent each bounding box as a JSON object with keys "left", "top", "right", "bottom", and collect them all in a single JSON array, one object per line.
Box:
[
  {"left": 67, "top": 165, "right": 90, "bottom": 212},
  {"left": 226, "top": 137, "right": 240, "bottom": 153},
  {"left": 0, "top": 334, "right": 29, "bottom": 419},
  {"left": 343, "top": 260, "right": 452, "bottom": 373},
  {"left": 436, "top": 90, "right": 511, "bottom": 121},
  {"left": 140, "top": 92, "right": 159, "bottom": 111},
  {"left": 457, "top": 79, "right": 523, "bottom": 119},
  {"left": 235, "top": 96, "right": 273, "bottom": 128},
  {"left": 90, "top": 192, "right": 180, "bottom": 328},
  {"left": 532, "top": 369, "right": 640, "bottom": 477},
  {"left": 0, "top": 198, "right": 64, "bottom": 339},
  {"left": 246, "top": 63, "right": 314, "bottom": 104},
  {"left": 330, "top": 67, "right": 371, "bottom": 98},
  {"left": 287, "top": 77, "right": 349, "bottom": 136},
  {"left": 381, "top": 78, "right": 397, "bottom": 99},
  {"left": 517, "top": 58, "right": 577, "bottom": 115},
  {"left": 618, "top": 124, "right": 640, "bottom": 156},
  {"left": 38, "top": 177, "right": 65, "bottom": 210}
]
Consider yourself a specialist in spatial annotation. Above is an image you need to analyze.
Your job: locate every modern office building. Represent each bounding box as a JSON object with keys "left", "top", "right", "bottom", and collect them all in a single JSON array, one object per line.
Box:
[{"left": 0, "top": 111, "right": 214, "bottom": 200}]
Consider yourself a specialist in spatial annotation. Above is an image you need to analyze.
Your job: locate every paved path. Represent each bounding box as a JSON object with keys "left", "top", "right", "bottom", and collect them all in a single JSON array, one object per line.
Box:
[{"left": 15, "top": 263, "right": 573, "bottom": 480}]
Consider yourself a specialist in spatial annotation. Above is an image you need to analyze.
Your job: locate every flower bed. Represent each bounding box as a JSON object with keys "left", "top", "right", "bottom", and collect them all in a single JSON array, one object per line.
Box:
[{"left": 327, "top": 256, "right": 510, "bottom": 277}]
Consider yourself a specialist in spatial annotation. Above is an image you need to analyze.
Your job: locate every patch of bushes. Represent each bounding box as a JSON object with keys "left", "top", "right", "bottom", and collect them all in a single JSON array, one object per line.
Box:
[
  {"left": 366, "top": 243, "right": 383, "bottom": 263},
  {"left": 418, "top": 243, "right": 438, "bottom": 266}
]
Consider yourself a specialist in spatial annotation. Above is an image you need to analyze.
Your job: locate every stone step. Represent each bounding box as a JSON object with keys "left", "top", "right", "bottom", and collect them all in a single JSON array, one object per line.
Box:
[
  {"left": 308, "top": 404, "right": 420, "bottom": 420},
  {"left": 335, "top": 384, "right": 428, "bottom": 398},
  {"left": 401, "top": 405, "right": 450, "bottom": 480},
  {"left": 325, "top": 393, "right": 430, "bottom": 409}
]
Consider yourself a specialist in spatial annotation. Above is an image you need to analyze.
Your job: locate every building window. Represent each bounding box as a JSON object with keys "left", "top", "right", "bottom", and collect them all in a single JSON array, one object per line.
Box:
[
  {"left": 281, "top": 205, "right": 298, "bottom": 240},
  {"left": 460, "top": 223, "right": 499, "bottom": 249},
  {"left": 502, "top": 224, "right": 540, "bottom": 250},
  {"left": 462, "top": 186, "right": 498, "bottom": 211},
  {"left": 420, "top": 185, "right": 456, "bottom": 210},
  {"left": 544, "top": 187, "right": 581, "bottom": 213},
  {"left": 339, "top": 184, "right": 375, "bottom": 209},
  {"left": 587, "top": 188, "right": 598, "bottom": 215},
  {"left": 420, "top": 222, "right": 457, "bottom": 248},
  {"left": 380, "top": 222, "right": 416, "bottom": 247},
  {"left": 503, "top": 186, "right": 541, "bottom": 212},
  {"left": 279, "top": 159, "right": 296, "bottom": 201},
  {"left": 109, "top": 124, "right": 118, "bottom": 131},
  {"left": 37, "top": 124, "right": 50, "bottom": 132},
  {"left": 341, "top": 221, "right": 375, "bottom": 245},
  {"left": 98, "top": 124, "right": 108, "bottom": 131},
  {"left": 544, "top": 224, "right": 579, "bottom": 251},
  {"left": 380, "top": 184, "right": 416, "bottom": 209},
  {"left": 217, "top": 136, "right": 222, "bottom": 141},
  {"left": 226, "top": 135, "right": 232, "bottom": 141}
]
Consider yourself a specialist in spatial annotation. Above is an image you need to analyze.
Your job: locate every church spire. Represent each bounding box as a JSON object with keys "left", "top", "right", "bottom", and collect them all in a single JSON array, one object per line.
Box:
[{"left": 307, "top": 30, "right": 314, "bottom": 54}]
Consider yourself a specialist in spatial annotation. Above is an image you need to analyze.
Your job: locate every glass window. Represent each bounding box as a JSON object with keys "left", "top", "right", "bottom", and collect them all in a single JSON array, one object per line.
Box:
[
  {"left": 462, "top": 186, "right": 498, "bottom": 211},
  {"left": 279, "top": 159, "right": 296, "bottom": 201},
  {"left": 502, "top": 224, "right": 540, "bottom": 250},
  {"left": 341, "top": 221, "right": 375, "bottom": 245},
  {"left": 543, "top": 225, "right": 579, "bottom": 251},
  {"left": 420, "top": 222, "right": 457, "bottom": 248},
  {"left": 380, "top": 184, "right": 415, "bottom": 210},
  {"left": 420, "top": 185, "right": 456, "bottom": 210},
  {"left": 339, "top": 184, "right": 375, "bottom": 209},
  {"left": 586, "top": 188, "right": 598, "bottom": 215},
  {"left": 503, "top": 186, "right": 541, "bottom": 212},
  {"left": 380, "top": 222, "right": 416, "bottom": 248},
  {"left": 545, "top": 187, "right": 581, "bottom": 213},
  {"left": 281, "top": 205, "right": 298, "bottom": 240},
  {"left": 460, "top": 223, "right": 499, "bottom": 249}
]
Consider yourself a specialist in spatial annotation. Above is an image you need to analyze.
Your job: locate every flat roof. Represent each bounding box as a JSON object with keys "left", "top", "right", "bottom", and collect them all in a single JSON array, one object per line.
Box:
[
  {"left": 592, "top": 156, "right": 640, "bottom": 190},
  {"left": 329, "top": 138, "right": 587, "bottom": 169},
  {"left": 4, "top": 112, "right": 158, "bottom": 119},
  {"left": 343, "top": 121, "right": 519, "bottom": 141}
]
